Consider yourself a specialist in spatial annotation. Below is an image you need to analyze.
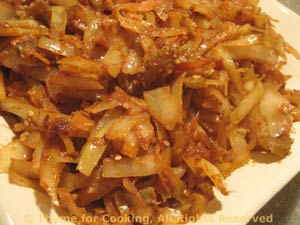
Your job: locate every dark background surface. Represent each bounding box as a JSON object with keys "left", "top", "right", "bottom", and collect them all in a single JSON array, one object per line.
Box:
[
  {"left": 248, "top": 1, "right": 300, "bottom": 225},
  {"left": 278, "top": 0, "right": 300, "bottom": 14}
]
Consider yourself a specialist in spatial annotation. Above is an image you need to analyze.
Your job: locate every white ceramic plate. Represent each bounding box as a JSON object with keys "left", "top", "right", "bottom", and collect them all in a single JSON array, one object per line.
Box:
[{"left": 1, "top": 1, "right": 300, "bottom": 225}]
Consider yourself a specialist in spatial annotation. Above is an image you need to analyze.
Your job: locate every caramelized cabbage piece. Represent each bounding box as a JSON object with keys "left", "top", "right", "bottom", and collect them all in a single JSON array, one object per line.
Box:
[
  {"left": 0, "top": 0, "right": 299, "bottom": 224},
  {"left": 102, "top": 154, "right": 159, "bottom": 178},
  {"left": 0, "top": 2, "right": 15, "bottom": 20},
  {"left": 0, "top": 140, "right": 32, "bottom": 173},
  {"left": 0, "top": 70, "right": 6, "bottom": 101},
  {"left": 230, "top": 80, "right": 264, "bottom": 125},
  {"left": 77, "top": 108, "right": 123, "bottom": 176},
  {"left": 144, "top": 86, "right": 180, "bottom": 130}
]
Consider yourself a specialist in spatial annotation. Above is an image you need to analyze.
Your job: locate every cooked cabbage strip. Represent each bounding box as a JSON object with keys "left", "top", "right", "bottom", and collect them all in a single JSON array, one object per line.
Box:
[
  {"left": 10, "top": 159, "right": 39, "bottom": 180},
  {"left": 0, "top": 70, "right": 6, "bottom": 101},
  {"left": 0, "top": 19, "right": 49, "bottom": 36},
  {"left": 184, "top": 157, "right": 228, "bottom": 195},
  {"left": 106, "top": 112, "right": 150, "bottom": 140},
  {"left": 0, "top": 2, "right": 15, "bottom": 20},
  {"left": 184, "top": 76, "right": 224, "bottom": 89},
  {"left": 57, "top": 56, "right": 105, "bottom": 75},
  {"left": 144, "top": 86, "right": 180, "bottom": 130},
  {"left": 32, "top": 136, "right": 45, "bottom": 173},
  {"left": 230, "top": 80, "right": 265, "bottom": 125},
  {"left": 118, "top": 16, "right": 188, "bottom": 37},
  {"left": 19, "top": 130, "right": 41, "bottom": 149},
  {"left": 60, "top": 135, "right": 75, "bottom": 154},
  {"left": 50, "top": 6, "right": 67, "bottom": 40},
  {"left": 47, "top": 72, "right": 104, "bottom": 90},
  {"left": 0, "top": 98, "right": 94, "bottom": 137},
  {"left": 0, "top": 140, "right": 32, "bottom": 173},
  {"left": 103, "top": 38, "right": 129, "bottom": 77},
  {"left": 77, "top": 165, "right": 122, "bottom": 206},
  {"left": 58, "top": 188, "right": 86, "bottom": 217},
  {"left": 50, "top": 0, "right": 77, "bottom": 7},
  {"left": 157, "top": 157, "right": 190, "bottom": 204},
  {"left": 102, "top": 154, "right": 159, "bottom": 178},
  {"left": 77, "top": 108, "right": 123, "bottom": 176},
  {"left": 173, "top": 0, "right": 213, "bottom": 18},
  {"left": 0, "top": 97, "right": 50, "bottom": 126},
  {"left": 213, "top": 47, "right": 243, "bottom": 94},
  {"left": 171, "top": 73, "right": 185, "bottom": 123},
  {"left": 59, "top": 171, "right": 87, "bottom": 192},
  {"left": 38, "top": 36, "right": 77, "bottom": 56},
  {"left": 259, "top": 86, "right": 293, "bottom": 138},
  {"left": 228, "top": 126, "right": 250, "bottom": 164},
  {"left": 84, "top": 100, "right": 119, "bottom": 114},
  {"left": 228, "top": 44, "right": 279, "bottom": 65},
  {"left": 40, "top": 159, "right": 64, "bottom": 202},
  {"left": 9, "top": 170, "right": 42, "bottom": 192}
]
